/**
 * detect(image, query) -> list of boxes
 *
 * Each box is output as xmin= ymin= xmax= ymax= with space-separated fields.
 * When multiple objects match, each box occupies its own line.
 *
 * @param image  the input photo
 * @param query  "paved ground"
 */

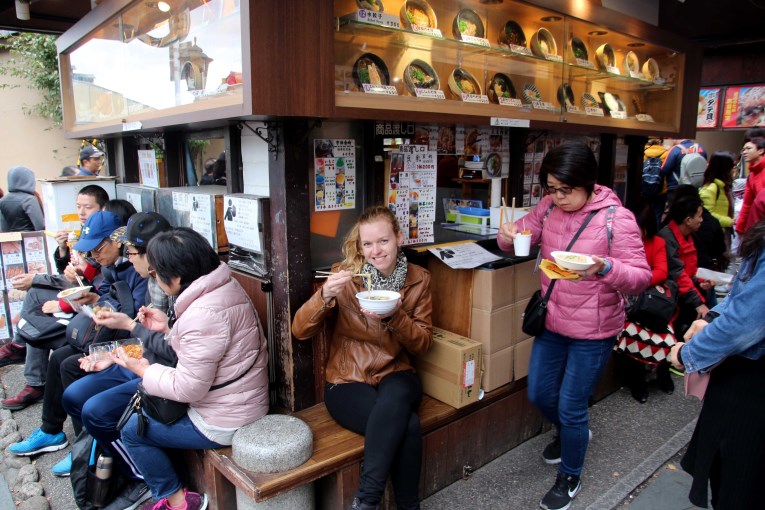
xmin=2 ymin=362 xmax=706 ymax=510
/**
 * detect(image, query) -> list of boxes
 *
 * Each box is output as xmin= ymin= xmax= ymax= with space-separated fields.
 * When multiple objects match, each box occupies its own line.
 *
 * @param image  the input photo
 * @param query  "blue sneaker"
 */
xmin=8 ymin=428 xmax=68 ymax=456
xmin=51 ymin=452 xmax=72 ymax=477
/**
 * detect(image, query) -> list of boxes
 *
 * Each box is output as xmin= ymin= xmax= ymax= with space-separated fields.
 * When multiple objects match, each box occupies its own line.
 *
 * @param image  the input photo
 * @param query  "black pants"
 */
xmin=40 ymin=344 xmax=88 ymax=436
xmin=324 ymin=371 xmax=422 ymax=508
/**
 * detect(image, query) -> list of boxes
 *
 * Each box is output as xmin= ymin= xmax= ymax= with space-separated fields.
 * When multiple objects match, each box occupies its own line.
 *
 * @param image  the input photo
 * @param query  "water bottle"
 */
xmin=95 ymin=454 xmax=112 ymax=480
xmin=88 ymin=454 xmax=113 ymax=506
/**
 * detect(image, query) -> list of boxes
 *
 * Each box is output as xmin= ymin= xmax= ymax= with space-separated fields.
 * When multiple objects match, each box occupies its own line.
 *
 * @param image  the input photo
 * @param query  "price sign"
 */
xmin=566 ymin=105 xmax=582 ymax=114
xmin=532 ymin=100 xmax=555 ymax=111
xmin=585 ymin=106 xmax=605 ymax=116
xmin=461 ymin=93 xmax=489 ymax=104
xmin=499 ymin=97 xmax=523 ymax=107
xmin=461 ymin=35 xmax=491 ymax=47
xmin=510 ymin=44 xmax=533 ymax=56
xmin=609 ymin=110 xmax=627 ymax=119
xmin=411 ymin=25 xmax=442 ymax=37
xmin=576 ymin=58 xmax=595 ymax=69
xmin=414 ymin=88 xmax=446 ymax=99
xmin=545 ymin=54 xmax=563 ymax=63
xmin=363 ymin=84 xmax=398 ymax=95
xmin=606 ymin=65 xmax=620 ymax=75
xmin=490 ymin=117 xmax=531 ymax=127
xmin=636 ymin=114 xmax=655 ymax=122
xmin=356 ymin=9 xmax=401 ymax=29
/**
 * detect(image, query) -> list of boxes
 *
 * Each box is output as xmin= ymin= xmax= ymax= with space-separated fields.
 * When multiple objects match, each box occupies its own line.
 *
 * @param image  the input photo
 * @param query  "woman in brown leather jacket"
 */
xmin=292 ymin=205 xmax=432 ymax=510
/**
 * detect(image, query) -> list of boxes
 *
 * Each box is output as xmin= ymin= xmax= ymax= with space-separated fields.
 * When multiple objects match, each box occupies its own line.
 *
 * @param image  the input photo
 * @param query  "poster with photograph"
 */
xmin=722 ymin=85 xmax=765 ymax=128
xmin=388 ymin=146 xmax=436 ymax=245
xmin=189 ymin=194 xmax=214 ymax=248
xmin=697 ymin=88 xmax=721 ymax=129
xmin=22 ymin=233 xmax=48 ymax=275
xmin=314 ymin=139 xmax=357 ymax=211
xmin=137 ymin=150 xmax=160 ymax=188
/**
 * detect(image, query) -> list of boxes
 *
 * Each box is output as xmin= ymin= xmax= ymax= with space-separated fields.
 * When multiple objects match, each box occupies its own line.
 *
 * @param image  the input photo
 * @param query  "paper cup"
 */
xmin=513 ymin=232 xmax=531 ymax=256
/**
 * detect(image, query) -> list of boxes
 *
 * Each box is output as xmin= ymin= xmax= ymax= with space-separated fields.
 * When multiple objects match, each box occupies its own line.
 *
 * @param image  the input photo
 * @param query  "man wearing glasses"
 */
xmin=77 ymin=145 xmax=105 ymax=177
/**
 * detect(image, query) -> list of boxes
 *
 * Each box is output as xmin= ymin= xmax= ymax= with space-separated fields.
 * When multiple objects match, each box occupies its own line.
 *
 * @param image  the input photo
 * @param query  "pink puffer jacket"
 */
xmin=499 ymin=186 xmax=650 ymax=339
xmin=142 ymin=263 xmax=269 ymax=435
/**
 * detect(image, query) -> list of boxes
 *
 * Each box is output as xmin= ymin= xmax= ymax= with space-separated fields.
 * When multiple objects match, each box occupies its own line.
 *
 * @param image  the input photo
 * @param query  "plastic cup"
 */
xmin=513 ymin=232 xmax=531 ymax=256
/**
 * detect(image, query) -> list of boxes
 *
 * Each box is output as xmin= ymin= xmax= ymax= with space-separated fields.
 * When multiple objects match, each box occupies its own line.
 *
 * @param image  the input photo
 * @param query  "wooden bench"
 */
xmin=186 ymin=379 xmax=547 ymax=510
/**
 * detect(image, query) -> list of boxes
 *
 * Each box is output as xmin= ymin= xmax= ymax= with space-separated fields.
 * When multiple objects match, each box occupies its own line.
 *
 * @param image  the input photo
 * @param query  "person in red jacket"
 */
xmin=616 ymin=203 xmax=677 ymax=403
xmin=735 ymin=137 xmax=765 ymax=234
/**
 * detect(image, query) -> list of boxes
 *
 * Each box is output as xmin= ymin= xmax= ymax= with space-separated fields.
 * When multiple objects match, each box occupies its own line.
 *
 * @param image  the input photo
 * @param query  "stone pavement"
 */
xmin=1 ymin=361 xmax=706 ymax=510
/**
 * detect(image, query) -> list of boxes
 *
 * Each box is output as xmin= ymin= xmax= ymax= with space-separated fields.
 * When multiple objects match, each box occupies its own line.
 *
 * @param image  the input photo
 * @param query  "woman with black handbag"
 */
xmin=113 ymin=228 xmax=269 ymax=510
xmin=615 ymin=203 xmax=678 ymax=403
xmin=497 ymin=142 xmax=651 ymax=510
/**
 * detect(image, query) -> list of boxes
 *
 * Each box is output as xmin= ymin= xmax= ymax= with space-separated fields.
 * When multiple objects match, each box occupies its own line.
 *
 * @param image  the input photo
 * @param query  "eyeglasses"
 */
xmin=91 ymin=239 xmax=110 ymax=254
xmin=543 ymin=184 xmax=575 ymax=196
xmin=125 ymin=250 xmax=142 ymax=259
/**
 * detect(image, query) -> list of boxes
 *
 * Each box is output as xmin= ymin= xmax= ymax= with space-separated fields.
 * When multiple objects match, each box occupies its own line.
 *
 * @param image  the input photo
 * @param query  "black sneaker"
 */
xmin=542 ymin=430 xmax=593 ymax=465
xmin=542 ymin=436 xmax=561 ymax=464
xmin=540 ymin=472 xmax=581 ymax=510
xmin=102 ymin=480 xmax=151 ymax=510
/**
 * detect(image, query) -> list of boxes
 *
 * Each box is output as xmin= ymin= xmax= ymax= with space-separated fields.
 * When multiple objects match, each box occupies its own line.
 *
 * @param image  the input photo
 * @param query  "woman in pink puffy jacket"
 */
xmin=498 ymin=142 xmax=651 ymax=510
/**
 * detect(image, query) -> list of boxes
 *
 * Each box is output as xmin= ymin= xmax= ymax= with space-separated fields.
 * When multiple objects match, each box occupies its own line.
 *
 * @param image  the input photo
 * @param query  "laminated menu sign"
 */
xmin=0 ymin=295 xmax=9 ymax=341
xmin=1 ymin=235 xmax=25 ymax=290
xmin=222 ymin=196 xmax=261 ymax=253
xmin=125 ymin=192 xmax=143 ymax=212
xmin=388 ymin=147 xmax=436 ymax=245
xmin=22 ymin=232 xmax=48 ymax=275
xmin=189 ymin=194 xmax=214 ymax=248
xmin=137 ymin=150 xmax=160 ymax=188
xmin=314 ymin=139 xmax=357 ymax=211
xmin=721 ymin=85 xmax=765 ymax=128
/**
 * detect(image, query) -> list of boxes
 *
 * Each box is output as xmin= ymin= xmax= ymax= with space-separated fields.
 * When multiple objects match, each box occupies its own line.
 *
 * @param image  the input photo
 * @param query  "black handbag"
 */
xmin=521 ymin=209 xmax=601 ymax=337
xmin=626 ymin=280 xmax=678 ymax=333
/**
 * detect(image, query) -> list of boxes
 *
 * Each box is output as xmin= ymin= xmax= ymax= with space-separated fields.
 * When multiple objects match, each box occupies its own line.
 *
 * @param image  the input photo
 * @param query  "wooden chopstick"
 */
xmin=129 ymin=303 xmax=154 ymax=324
xmin=500 ymin=197 xmax=507 ymax=226
xmin=510 ymin=197 xmax=516 ymax=225
xmin=315 ymin=272 xmax=371 ymax=279
xmin=69 ymin=263 xmax=85 ymax=287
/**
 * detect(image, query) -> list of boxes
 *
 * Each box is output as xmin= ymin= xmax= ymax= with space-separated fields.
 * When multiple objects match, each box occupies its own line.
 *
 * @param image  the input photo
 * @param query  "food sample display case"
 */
xmin=333 ymin=0 xmax=694 ymax=135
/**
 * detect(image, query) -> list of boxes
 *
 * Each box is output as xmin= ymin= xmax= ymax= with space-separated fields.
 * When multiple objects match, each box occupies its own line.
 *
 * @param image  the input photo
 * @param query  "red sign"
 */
xmin=722 ymin=85 xmax=765 ymax=128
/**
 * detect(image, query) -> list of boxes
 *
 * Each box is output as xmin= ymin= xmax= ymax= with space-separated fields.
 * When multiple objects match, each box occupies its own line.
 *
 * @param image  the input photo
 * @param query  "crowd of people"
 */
xmin=0 ymin=135 xmax=763 ymax=510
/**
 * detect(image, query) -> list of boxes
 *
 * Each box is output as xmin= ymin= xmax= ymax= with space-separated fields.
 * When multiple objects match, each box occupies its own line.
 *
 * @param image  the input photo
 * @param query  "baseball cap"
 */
xmin=80 ymin=145 xmax=104 ymax=161
xmin=74 ymin=211 xmax=122 ymax=252
xmin=111 ymin=212 xmax=171 ymax=247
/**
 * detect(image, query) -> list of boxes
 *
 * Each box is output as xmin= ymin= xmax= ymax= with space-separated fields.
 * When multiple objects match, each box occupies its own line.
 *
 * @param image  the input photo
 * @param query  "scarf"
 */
xmin=362 ymin=251 xmax=408 ymax=292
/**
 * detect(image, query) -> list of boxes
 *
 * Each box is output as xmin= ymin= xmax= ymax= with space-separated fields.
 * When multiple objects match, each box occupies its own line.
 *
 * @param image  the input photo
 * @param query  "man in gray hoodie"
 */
xmin=0 ymin=166 xmax=44 ymax=232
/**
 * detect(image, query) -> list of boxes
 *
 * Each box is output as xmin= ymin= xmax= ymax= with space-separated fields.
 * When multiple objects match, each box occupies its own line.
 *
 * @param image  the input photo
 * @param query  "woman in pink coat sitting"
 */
xmin=498 ymin=142 xmax=651 ymax=510
xmin=115 ymin=228 xmax=269 ymax=510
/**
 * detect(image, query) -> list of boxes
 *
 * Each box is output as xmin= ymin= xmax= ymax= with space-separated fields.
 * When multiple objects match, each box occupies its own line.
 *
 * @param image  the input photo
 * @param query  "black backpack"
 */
xmin=70 ymin=430 xmax=126 ymax=509
xmin=641 ymin=156 xmax=663 ymax=196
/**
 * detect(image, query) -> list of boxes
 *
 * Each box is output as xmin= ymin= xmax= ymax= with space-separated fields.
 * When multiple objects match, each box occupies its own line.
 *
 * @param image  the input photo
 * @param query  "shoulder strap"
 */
xmin=541 ymin=209 xmax=600 ymax=302
xmin=533 ymin=203 xmax=558 ymax=271
xmin=111 ymin=281 xmax=135 ymax=319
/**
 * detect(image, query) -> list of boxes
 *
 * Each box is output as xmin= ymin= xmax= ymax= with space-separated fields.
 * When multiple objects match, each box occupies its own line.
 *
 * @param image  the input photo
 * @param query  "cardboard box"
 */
xmin=415 ymin=328 xmax=482 ymax=409
xmin=514 ymin=337 xmax=535 ymax=380
xmin=472 ymin=265 xmax=515 ymax=311
xmin=514 ymin=260 xmax=541 ymax=301
xmin=470 ymin=305 xmax=514 ymax=354
xmin=481 ymin=344 xmax=514 ymax=392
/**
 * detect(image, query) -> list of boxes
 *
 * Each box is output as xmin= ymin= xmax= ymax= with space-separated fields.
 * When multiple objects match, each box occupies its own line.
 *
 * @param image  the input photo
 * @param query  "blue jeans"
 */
xmin=62 ymin=365 xmax=143 ymax=479
xmin=527 ymin=329 xmax=616 ymax=477
xmin=121 ymin=412 xmax=223 ymax=500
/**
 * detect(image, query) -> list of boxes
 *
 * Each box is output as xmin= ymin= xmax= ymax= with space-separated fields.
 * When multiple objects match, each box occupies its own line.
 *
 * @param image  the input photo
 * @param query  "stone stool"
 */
xmin=232 ymin=415 xmax=314 ymax=509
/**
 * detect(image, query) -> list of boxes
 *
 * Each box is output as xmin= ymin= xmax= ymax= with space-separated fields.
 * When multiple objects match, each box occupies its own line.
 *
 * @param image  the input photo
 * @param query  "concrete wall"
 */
xmin=0 ymin=50 xmax=80 ymax=195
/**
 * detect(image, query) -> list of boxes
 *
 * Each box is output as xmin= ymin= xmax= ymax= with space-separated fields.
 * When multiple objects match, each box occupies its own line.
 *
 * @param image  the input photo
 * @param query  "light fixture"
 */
xmin=540 ymin=15 xmax=562 ymax=22
xmin=146 ymin=1 xmax=171 ymax=12
xmin=627 ymin=42 xmax=645 ymax=47
xmin=15 ymin=0 xmax=30 ymax=21
xmin=588 ymin=30 xmax=608 ymax=36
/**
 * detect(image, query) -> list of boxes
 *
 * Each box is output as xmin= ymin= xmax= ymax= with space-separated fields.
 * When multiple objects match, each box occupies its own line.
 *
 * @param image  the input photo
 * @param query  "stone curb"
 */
xmin=0 ymin=382 xmax=51 ymax=510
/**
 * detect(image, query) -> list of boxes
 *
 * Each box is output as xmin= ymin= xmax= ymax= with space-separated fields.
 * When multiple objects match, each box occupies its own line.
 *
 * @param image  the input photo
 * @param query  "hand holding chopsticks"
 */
xmin=315 ymin=271 xmax=371 ymax=279
xmin=131 ymin=303 xmax=155 ymax=324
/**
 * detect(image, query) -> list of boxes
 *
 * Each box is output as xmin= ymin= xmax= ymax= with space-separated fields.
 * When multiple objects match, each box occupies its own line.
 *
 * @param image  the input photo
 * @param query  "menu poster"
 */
xmin=137 ymin=150 xmax=160 ymax=188
xmin=22 ymin=233 xmax=48 ymax=275
xmin=2 ymin=240 xmax=25 ymax=290
xmin=189 ymin=194 xmax=214 ymax=248
xmin=0 ymin=295 xmax=10 ymax=341
xmin=222 ymin=196 xmax=262 ymax=253
xmin=388 ymin=146 xmax=436 ymax=245
xmin=697 ymin=88 xmax=721 ymax=129
xmin=722 ymin=85 xmax=765 ymax=128
xmin=314 ymin=139 xmax=357 ymax=211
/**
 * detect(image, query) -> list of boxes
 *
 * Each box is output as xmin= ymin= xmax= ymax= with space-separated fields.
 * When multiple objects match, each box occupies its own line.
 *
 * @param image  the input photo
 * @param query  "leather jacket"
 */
xmin=292 ymin=263 xmax=432 ymax=386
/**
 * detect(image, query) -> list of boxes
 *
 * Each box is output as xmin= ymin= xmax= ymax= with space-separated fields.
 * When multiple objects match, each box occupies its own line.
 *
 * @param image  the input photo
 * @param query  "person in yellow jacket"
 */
xmin=699 ymin=151 xmax=736 ymax=230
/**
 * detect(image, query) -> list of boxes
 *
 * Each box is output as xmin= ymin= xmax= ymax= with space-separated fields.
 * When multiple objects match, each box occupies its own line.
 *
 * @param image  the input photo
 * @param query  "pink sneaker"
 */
xmin=141 ymin=491 xmax=208 ymax=510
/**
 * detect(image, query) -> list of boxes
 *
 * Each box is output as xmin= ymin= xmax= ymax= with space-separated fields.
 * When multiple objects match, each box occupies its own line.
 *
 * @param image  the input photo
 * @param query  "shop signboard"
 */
xmin=721 ymin=84 xmax=765 ymax=128
xmin=697 ymin=88 xmax=721 ymax=129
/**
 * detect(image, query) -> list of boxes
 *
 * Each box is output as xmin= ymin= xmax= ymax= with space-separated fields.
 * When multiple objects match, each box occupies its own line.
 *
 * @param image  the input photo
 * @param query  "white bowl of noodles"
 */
xmin=356 ymin=290 xmax=401 ymax=314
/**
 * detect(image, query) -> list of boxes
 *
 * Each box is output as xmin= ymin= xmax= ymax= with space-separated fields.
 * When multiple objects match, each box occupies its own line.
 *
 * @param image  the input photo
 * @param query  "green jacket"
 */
xmin=699 ymin=178 xmax=733 ymax=228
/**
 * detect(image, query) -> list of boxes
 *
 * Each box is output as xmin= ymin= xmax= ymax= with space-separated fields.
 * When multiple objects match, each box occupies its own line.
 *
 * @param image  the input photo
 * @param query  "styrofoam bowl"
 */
xmin=551 ymin=251 xmax=595 ymax=271
xmin=57 ymin=285 xmax=92 ymax=301
xmin=356 ymin=290 xmax=401 ymax=314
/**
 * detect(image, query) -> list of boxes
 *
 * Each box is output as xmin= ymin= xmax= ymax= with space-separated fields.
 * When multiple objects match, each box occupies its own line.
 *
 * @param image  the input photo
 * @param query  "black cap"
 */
xmin=111 ymin=212 xmax=171 ymax=247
